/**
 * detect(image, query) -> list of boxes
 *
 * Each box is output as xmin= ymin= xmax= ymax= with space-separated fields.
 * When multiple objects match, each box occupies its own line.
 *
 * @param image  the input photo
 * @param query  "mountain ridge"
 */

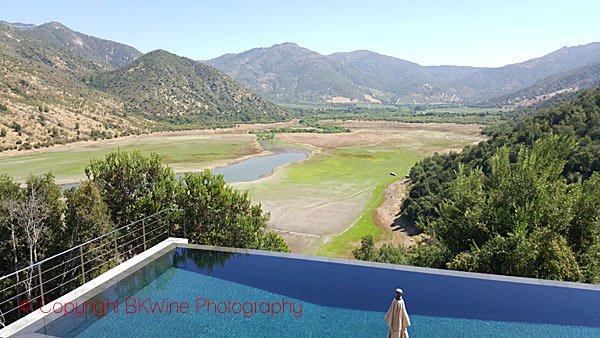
xmin=16 ymin=21 xmax=143 ymax=67
xmin=206 ymin=42 xmax=600 ymax=104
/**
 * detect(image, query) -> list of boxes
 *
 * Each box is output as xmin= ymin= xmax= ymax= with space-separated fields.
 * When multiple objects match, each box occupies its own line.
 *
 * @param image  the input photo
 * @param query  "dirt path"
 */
xmin=372 ymin=177 xmax=421 ymax=247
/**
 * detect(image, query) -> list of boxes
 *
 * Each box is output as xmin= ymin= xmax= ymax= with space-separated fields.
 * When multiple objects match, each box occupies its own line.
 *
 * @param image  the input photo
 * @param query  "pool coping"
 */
xmin=0 ymin=238 xmax=188 ymax=338
xmin=3 ymin=237 xmax=599 ymax=337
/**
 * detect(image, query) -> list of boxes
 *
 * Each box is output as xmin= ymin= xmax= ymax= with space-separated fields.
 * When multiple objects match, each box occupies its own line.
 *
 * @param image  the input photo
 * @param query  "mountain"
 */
xmin=329 ymin=50 xmax=477 ymax=103
xmin=87 ymin=49 xmax=286 ymax=124
xmin=0 ymin=22 xmax=287 ymax=151
xmin=0 ymin=22 xmax=146 ymax=151
xmin=457 ymin=42 xmax=600 ymax=100
xmin=204 ymin=43 xmax=386 ymax=103
xmin=207 ymin=42 xmax=600 ymax=104
xmin=0 ymin=21 xmax=36 ymax=28
xmin=480 ymin=62 xmax=600 ymax=108
xmin=17 ymin=22 xmax=142 ymax=67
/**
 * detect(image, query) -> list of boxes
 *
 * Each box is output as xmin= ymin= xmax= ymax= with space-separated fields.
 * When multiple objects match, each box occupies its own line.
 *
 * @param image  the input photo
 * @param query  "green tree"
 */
xmin=0 ymin=175 xmax=23 ymax=276
xmin=435 ymin=136 xmax=584 ymax=281
xmin=85 ymin=150 xmax=175 ymax=226
xmin=63 ymin=181 xmax=113 ymax=247
xmin=24 ymin=173 xmax=65 ymax=258
xmin=175 ymin=171 xmax=288 ymax=252
xmin=353 ymin=234 xmax=377 ymax=261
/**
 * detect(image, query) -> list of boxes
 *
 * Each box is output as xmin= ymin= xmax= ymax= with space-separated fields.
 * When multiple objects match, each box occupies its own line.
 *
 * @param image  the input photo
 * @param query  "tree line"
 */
xmin=355 ymin=85 xmax=600 ymax=283
xmin=0 ymin=150 xmax=288 ymax=324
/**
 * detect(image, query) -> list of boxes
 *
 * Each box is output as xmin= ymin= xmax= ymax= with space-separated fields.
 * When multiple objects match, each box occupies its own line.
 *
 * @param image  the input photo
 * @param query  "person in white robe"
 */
xmin=384 ymin=288 xmax=410 ymax=338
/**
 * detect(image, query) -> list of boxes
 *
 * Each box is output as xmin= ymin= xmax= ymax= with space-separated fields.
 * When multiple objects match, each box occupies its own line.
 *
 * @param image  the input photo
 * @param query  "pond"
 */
xmin=209 ymin=151 xmax=307 ymax=183
xmin=59 ymin=152 xmax=307 ymax=191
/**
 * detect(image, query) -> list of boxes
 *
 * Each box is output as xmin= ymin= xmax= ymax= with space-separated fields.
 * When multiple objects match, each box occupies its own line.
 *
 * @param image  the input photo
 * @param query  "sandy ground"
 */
xmin=372 ymin=177 xmax=421 ymax=247
xmin=261 ymin=185 xmax=374 ymax=252
xmin=277 ymin=121 xmax=485 ymax=155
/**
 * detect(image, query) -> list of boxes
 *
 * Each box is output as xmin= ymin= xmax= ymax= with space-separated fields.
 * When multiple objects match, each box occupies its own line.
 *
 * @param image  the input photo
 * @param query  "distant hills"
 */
xmin=205 ymin=42 xmax=600 ymax=105
xmin=0 ymin=22 xmax=287 ymax=151
xmin=2 ymin=19 xmax=600 ymax=151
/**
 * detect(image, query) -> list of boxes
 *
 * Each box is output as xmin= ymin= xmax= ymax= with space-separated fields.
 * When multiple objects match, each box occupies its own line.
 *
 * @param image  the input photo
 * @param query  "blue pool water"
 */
xmin=36 ymin=248 xmax=600 ymax=337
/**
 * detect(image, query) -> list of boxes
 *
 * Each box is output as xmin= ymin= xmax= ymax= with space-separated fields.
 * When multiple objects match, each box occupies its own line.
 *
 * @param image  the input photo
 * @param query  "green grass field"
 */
xmin=0 ymin=134 xmax=260 ymax=184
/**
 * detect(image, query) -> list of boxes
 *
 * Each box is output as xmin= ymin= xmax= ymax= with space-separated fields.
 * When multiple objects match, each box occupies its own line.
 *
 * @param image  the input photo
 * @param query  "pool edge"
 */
xmin=0 ymin=238 xmax=188 ymax=338
xmin=179 ymin=243 xmax=600 ymax=291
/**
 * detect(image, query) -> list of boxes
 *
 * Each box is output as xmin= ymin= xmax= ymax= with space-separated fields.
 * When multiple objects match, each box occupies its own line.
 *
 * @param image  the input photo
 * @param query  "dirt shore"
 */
xmin=372 ymin=177 xmax=421 ymax=247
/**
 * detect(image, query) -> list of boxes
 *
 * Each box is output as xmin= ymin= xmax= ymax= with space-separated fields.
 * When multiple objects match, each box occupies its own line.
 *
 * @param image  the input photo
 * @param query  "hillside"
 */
xmin=457 ymin=42 xmax=600 ymax=100
xmin=0 ymin=23 xmax=147 ymax=151
xmin=88 ymin=49 xmax=287 ymax=125
xmin=480 ymin=62 xmax=600 ymax=108
xmin=18 ymin=22 xmax=142 ymax=67
xmin=329 ymin=50 xmax=476 ymax=103
xmin=0 ymin=22 xmax=288 ymax=151
xmin=207 ymin=42 xmax=600 ymax=104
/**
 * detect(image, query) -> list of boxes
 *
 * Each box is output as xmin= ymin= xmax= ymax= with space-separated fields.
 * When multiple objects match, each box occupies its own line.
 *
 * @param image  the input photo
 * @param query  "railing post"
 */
xmin=114 ymin=232 xmax=118 ymax=265
xmin=167 ymin=214 xmax=170 ymax=238
xmin=142 ymin=219 xmax=147 ymax=251
xmin=183 ymin=212 xmax=186 ymax=238
xmin=37 ymin=264 xmax=44 ymax=307
xmin=79 ymin=246 xmax=86 ymax=284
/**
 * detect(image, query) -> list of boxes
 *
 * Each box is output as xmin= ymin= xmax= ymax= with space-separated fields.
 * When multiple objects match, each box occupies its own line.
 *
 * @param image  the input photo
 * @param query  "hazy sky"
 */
xmin=2 ymin=0 xmax=599 ymax=67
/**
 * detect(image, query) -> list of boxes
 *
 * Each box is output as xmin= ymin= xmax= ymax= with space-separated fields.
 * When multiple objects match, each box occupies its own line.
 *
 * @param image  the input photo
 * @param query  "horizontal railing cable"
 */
xmin=0 ymin=208 xmax=182 ymax=282
xmin=0 ymin=208 xmax=183 ymax=328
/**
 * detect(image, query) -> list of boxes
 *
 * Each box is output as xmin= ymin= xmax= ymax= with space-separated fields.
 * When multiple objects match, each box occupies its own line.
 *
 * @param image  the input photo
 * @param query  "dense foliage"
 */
xmin=249 ymin=117 xmax=351 ymax=140
xmin=356 ymin=86 xmax=600 ymax=283
xmin=87 ymin=50 xmax=287 ymax=126
xmin=287 ymin=104 xmax=510 ymax=125
xmin=0 ymin=150 xmax=288 ymax=280
xmin=0 ymin=150 xmax=288 ymax=326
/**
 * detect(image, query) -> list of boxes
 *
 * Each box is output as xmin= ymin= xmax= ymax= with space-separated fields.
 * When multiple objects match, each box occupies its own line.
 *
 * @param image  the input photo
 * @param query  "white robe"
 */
xmin=384 ymin=297 xmax=410 ymax=338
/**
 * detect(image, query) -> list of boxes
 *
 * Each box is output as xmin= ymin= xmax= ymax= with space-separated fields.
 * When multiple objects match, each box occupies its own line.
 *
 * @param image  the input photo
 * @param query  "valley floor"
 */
xmin=0 ymin=120 xmax=486 ymax=257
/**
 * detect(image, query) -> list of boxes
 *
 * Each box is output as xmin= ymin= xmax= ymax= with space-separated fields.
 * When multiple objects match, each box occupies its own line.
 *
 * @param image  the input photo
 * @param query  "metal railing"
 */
xmin=0 ymin=208 xmax=183 ymax=327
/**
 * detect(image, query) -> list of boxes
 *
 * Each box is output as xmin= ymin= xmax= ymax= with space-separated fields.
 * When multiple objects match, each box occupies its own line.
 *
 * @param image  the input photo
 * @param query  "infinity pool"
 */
xmin=29 ymin=246 xmax=600 ymax=337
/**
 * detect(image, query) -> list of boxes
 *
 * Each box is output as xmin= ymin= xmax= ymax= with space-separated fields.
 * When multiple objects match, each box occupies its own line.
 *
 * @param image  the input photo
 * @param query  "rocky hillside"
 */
xmin=17 ymin=22 xmax=142 ymax=67
xmin=480 ymin=62 xmax=600 ymax=108
xmin=0 ymin=23 xmax=146 ymax=151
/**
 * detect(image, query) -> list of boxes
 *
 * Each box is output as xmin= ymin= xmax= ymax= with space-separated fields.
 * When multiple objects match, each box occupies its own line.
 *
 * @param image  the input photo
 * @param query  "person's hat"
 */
xmin=395 ymin=288 xmax=403 ymax=294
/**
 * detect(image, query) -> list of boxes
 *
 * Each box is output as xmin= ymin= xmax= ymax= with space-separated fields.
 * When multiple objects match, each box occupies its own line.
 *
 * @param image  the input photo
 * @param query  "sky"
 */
xmin=1 ymin=0 xmax=599 ymax=67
